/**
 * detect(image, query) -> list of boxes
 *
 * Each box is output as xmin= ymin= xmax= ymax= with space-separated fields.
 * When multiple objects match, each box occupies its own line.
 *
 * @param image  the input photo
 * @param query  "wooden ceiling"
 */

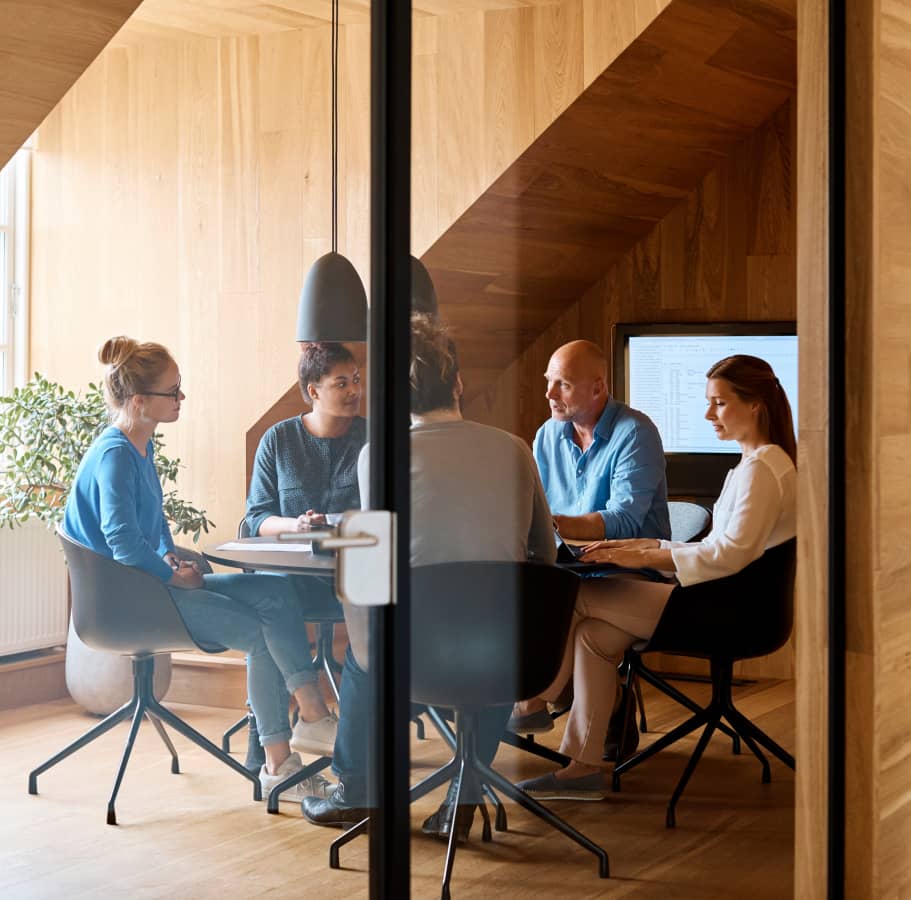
xmin=111 ymin=0 xmax=550 ymax=41
xmin=0 ymin=0 xmax=144 ymax=167
xmin=423 ymin=0 xmax=797 ymax=396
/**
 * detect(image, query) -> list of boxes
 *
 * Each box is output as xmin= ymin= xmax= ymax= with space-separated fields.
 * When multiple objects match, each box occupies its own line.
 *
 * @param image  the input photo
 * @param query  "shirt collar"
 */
xmin=559 ymin=396 xmax=618 ymax=443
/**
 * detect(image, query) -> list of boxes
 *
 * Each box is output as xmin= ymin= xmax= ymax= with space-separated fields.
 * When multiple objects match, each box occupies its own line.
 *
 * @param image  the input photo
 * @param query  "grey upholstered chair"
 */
xmin=29 ymin=530 xmax=261 ymax=825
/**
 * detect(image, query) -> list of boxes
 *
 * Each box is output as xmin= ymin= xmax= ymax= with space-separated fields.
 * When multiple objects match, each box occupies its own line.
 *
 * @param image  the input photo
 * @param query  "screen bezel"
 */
xmin=611 ymin=321 xmax=797 ymax=500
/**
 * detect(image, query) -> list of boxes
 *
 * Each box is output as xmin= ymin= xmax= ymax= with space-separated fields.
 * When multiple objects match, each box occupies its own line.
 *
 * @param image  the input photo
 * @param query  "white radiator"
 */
xmin=0 ymin=519 xmax=68 ymax=656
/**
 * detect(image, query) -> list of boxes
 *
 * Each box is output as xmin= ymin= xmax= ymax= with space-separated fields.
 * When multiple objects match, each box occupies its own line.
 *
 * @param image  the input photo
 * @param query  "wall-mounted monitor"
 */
xmin=612 ymin=322 xmax=797 ymax=500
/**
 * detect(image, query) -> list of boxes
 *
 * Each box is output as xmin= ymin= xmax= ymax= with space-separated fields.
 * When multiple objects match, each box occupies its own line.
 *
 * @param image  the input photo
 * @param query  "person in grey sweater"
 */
xmin=301 ymin=314 xmax=556 ymax=842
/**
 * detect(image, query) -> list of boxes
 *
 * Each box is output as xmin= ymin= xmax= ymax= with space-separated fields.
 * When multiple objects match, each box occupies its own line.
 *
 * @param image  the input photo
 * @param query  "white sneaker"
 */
xmin=290 ymin=712 xmax=339 ymax=756
xmin=259 ymin=752 xmax=336 ymax=804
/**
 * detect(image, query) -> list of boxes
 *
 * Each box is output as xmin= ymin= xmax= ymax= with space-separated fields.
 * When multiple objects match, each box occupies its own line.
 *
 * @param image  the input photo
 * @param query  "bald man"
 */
xmin=534 ymin=340 xmax=670 ymax=542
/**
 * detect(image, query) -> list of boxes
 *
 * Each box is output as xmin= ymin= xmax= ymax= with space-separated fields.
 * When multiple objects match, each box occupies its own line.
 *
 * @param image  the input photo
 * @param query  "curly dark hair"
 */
xmin=298 ymin=342 xmax=356 ymax=406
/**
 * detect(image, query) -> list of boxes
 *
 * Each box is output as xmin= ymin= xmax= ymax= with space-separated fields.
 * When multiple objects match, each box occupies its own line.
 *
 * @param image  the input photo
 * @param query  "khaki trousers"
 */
xmin=541 ymin=574 xmax=675 ymax=766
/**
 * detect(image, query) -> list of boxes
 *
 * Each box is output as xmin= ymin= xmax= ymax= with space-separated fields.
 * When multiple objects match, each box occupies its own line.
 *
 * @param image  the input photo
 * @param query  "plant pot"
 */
xmin=64 ymin=618 xmax=172 ymax=716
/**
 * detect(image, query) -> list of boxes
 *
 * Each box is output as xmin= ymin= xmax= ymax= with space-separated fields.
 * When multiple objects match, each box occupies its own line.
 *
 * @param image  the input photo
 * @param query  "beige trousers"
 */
xmin=541 ymin=574 xmax=675 ymax=766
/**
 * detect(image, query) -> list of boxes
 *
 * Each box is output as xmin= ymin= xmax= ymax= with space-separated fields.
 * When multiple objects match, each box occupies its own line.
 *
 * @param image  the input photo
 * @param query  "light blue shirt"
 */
xmin=63 ymin=426 xmax=176 ymax=581
xmin=533 ymin=397 xmax=670 ymax=540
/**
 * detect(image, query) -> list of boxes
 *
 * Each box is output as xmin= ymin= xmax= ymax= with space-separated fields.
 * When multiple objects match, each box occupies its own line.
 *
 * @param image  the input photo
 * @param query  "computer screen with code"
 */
xmin=612 ymin=323 xmax=797 ymax=498
xmin=627 ymin=333 xmax=798 ymax=454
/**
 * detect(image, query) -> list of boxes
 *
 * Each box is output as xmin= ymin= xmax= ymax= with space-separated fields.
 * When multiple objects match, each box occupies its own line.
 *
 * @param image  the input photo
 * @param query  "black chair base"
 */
xmin=29 ymin=655 xmax=261 ymax=825
xmin=613 ymin=658 xmax=795 ymax=827
xmin=423 ymin=705 xmax=507 ymax=832
xmin=620 ymin=651 xmax=743 ymax=757
xmin=329 ymin=710 xmax=608 ymax=898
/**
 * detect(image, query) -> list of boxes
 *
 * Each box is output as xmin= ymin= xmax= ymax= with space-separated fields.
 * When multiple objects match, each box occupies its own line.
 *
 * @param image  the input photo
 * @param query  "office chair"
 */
xmin=613 ymin=538 xmax=797 ymax=827
xmin=329 ymin=561 xmax=609 ymax=899
xmin=29 ymin=531 xmax=261 ymax=825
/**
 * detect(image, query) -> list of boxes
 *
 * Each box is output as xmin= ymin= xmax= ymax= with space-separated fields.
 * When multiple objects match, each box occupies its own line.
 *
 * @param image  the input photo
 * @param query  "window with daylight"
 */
xmin=0 ymin=146 xmax=30 ymax=396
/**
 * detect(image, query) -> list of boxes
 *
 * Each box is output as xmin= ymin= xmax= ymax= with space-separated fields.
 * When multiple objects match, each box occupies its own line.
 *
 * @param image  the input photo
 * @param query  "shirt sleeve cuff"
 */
xmin=153 ymin=556 xmax=176 ymax=582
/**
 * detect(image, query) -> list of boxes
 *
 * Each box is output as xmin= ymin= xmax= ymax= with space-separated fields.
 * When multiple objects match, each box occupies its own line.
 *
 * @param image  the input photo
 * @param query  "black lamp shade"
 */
xmin=297 ymin=251 xmax=368 ymax=342
xmin=411 ymin=256 xmax=438 ymax=315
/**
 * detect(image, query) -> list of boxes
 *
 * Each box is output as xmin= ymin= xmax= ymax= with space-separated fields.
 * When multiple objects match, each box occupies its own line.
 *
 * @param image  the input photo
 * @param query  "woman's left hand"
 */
xmin=580 ymin=537 xmax=658 ymax=554
xmin=579 ymin=546 xmax=650 ymax=568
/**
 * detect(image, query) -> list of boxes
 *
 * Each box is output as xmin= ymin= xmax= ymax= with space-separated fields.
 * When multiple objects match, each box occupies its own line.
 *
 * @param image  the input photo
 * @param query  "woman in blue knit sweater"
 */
xmin=64 ymin=336 xmax=334 ymax=803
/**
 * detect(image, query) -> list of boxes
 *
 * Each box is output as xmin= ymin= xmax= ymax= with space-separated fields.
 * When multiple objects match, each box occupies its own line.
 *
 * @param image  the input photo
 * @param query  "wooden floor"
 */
xmin=2 ymin=678 xmax=794 ymax=899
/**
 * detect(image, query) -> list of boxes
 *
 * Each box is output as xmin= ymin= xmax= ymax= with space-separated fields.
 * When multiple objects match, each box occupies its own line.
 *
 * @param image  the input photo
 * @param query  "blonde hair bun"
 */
xmin=98 ymin=336 xmax=139 ymax=369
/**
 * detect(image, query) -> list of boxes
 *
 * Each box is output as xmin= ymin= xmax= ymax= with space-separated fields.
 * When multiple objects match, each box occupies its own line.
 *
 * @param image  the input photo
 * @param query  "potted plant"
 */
xmin=0 ymin=374 xmax=214 ymax=713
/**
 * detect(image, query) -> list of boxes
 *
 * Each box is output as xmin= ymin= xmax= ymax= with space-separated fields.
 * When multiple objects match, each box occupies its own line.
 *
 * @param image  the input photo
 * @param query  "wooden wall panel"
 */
xmin=796 ymin=0 xmax=911 ymax=895
xmin=426 ymin=0 xmax=797 ymax=400
xmin=29 ymin=0 xmax=671 ymax=549
xmin=793 ymin=0 xmax=828 ymax=894
xmin=465 ymin=99 xmax=795 ymax=441
xmin=865 ymin=0 xmax=911 ymax=893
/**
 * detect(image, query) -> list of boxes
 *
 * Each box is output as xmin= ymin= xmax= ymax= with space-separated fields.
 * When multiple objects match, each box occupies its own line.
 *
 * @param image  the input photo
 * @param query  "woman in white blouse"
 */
xmin=516 ymin=354 xmax=797 ymax=800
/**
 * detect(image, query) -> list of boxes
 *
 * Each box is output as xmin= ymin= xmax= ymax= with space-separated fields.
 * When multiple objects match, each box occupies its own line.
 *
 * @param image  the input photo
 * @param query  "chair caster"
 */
xmin=253 ymin=782 xmax=262 ymax=802
xmin=28 ymin=774 xmax=38 ymax=795
xmin=329 ymin=846 xmax=340 ymax=869
xmin=761 ymin=766 xmax=771 ymax=784
xmin=732 ymin=735 xmax=741 ymax=755
xmin=665 ymin=807 xmax=676 ymax=829
xmin=171 ymin=759 xmax=180 ymax=774
xmin=494 ymin=804 xmax=508 ymax=832
xmin=107 ymin=807 xmax=117 ymax=826
xmin=611 ymin=773 xmax=621 ymax=793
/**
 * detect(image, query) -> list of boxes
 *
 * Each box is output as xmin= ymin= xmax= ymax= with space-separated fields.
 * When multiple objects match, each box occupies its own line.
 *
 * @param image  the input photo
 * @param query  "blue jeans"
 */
xmin=332 ymin=646 xmax=510 ymax=804
xmin=240 ymin=573 xmax=340 ymax=738
xmin=170 ymin=572 xmax=316 ymax=746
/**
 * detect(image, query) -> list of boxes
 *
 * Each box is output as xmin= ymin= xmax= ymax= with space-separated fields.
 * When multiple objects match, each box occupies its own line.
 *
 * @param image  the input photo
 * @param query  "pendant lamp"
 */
xmin=296 ymin=0 xmax=368 ymax=343
xmin=410 ymin=256 xmax=438 ymax=315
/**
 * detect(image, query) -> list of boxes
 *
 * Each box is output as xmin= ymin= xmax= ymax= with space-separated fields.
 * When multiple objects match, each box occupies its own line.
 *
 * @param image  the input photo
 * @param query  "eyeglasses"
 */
xmin=141 ymin=379 xmax=182 ymax=401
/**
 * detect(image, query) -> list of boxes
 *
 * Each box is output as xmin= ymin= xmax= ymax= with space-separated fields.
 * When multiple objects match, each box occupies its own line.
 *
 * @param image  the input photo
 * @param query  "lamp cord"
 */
xmin=331 ymin=0 xmax=339 ymax=254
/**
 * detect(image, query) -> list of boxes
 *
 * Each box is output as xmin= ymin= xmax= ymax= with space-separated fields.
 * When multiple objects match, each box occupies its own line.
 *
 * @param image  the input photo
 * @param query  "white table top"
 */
xmin=203 ymin=536 xmax=336 ymax=574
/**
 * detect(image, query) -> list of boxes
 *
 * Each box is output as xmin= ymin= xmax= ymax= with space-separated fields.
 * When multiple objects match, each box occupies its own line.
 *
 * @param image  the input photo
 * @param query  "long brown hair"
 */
xmin=706 ymin=354 xmax=797 ymax=464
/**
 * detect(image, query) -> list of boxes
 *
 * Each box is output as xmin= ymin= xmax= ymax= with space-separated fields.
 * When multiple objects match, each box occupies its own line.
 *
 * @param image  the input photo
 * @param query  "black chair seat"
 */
xmin=613 ymin=538 xmax=797 ymax=827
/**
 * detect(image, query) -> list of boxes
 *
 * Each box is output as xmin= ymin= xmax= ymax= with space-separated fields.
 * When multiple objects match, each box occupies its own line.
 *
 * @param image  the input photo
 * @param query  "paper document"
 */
xmin=216 ymin=541 xmax=313 ymax=553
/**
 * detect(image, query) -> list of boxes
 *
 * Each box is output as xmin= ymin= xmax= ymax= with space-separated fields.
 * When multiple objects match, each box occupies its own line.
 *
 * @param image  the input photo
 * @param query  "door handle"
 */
xmin=280 ymin=510 xmax=395 ymax=607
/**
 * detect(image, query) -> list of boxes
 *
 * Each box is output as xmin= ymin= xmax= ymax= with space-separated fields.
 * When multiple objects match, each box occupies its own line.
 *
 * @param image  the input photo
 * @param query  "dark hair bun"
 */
xmin=98 ymin=336 xmax=138 ymax=368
